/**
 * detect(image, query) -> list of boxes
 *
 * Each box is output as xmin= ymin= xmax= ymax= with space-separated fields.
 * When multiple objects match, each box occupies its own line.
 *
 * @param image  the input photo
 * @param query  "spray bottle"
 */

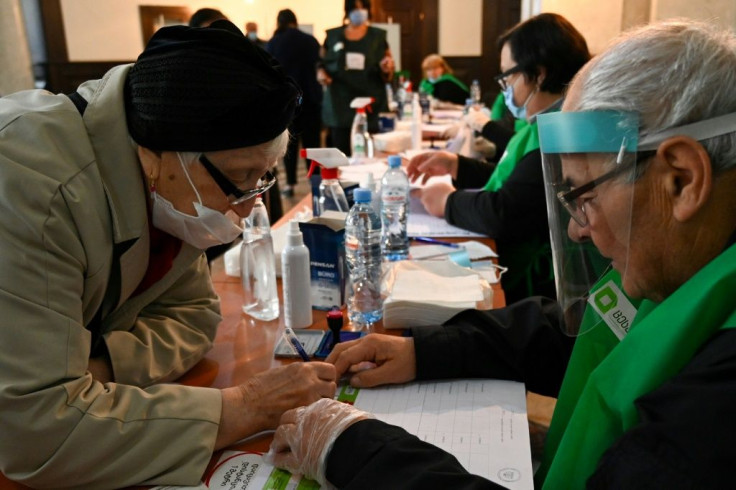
xmin=349 ymin=97 xmax=375 ymax=159
xmin=302 ymin=148 xmax=350 ymax=216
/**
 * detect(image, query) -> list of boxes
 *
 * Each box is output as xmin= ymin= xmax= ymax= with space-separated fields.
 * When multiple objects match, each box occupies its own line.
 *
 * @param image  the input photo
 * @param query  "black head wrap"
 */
xmin=125 ymin=20 xmax=301 ymax=151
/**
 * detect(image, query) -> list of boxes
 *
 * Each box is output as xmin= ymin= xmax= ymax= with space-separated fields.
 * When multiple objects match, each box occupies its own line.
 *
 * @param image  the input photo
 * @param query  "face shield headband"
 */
xmin=537 ymin=110 xmax=736 ymax=336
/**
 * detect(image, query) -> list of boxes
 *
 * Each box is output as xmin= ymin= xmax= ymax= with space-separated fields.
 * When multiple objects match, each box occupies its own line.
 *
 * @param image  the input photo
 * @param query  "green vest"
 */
xmin=482 ymin=120 xmax=539 ymax=192
xmin=419 ymin=73 xmax=469 ymax=97
xmin=537 ymin=243 xmax=736 ymax=488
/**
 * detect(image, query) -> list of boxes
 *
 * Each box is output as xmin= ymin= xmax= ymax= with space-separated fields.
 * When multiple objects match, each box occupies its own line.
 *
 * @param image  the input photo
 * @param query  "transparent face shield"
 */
xmin=538 ymin=111 xmax=642 ymax=335
xmin=538 ymin=110 xmax=736 ymax=336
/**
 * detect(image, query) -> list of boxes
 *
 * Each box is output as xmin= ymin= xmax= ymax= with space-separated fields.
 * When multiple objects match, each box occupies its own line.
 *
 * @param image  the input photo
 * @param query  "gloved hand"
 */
xmin=463 ymin=108 xmax=491 ymax=133
xmin=472 ymin=135 xmax=496 ymax=159
xmin=264 ymin=398 xmax=374 ymax=487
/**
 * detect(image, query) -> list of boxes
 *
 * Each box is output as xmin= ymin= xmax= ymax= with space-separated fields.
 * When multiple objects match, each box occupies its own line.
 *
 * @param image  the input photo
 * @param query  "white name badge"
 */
xmin=346 ymin=52 xmax=366 ymax=70
xmin=587 ymin=280 xmax=638 ymax=340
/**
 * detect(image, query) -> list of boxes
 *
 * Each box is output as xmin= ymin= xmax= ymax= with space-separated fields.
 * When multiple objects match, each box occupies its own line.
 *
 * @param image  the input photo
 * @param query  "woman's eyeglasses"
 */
xmin=199 ymin=155 xmax=277 ymax=206
xmin=494 ymin=66 xmax=522 ymax=91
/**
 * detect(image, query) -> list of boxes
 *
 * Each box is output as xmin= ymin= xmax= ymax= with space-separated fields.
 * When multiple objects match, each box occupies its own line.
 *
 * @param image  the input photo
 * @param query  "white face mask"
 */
xmin=150 ymin=153 xmax=243 ymax=249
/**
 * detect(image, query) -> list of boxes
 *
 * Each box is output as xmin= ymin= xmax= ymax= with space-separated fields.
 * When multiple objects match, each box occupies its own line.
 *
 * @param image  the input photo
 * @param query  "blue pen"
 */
xmin=283 ymin=327 xmax=311 ymax=362
xmin=412 ymin=236 xmax=461 ymax=248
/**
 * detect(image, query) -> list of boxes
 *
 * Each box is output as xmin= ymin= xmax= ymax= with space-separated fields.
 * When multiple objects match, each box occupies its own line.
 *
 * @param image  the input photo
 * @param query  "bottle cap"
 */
xmin=359 ymin=172 xmax=375 ymax=189
xmin=353 ymin=187 xmax=372 ymax=203
xmin=287 ymin=219 xmax=301 ymax=235
xmin=387 ymin=155 xmax=402 ymax=168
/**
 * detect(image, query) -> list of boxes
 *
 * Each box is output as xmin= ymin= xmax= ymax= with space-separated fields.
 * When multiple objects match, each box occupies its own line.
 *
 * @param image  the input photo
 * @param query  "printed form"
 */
xmin=339 ymin=379 xmax=533 ymax=490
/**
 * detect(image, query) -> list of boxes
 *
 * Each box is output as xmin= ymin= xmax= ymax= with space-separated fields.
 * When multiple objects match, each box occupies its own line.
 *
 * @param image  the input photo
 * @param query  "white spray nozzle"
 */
xmin=302 ymin=148 xmax=350 ymax=177
xmin=350 ymin=97 xmax=375 ymax=109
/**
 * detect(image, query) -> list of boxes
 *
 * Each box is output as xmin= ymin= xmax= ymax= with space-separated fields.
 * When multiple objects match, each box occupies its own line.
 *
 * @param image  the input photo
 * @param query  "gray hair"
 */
xmin=180 ymin=129 xmax=290 ymax=168
xmin=574 ymin=20 xmax=736 ymax=173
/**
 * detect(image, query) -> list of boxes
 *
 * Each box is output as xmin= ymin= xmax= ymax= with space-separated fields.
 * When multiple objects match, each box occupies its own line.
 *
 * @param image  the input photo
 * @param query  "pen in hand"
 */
xmin=283 ymin=327 xmax=311 ymax=362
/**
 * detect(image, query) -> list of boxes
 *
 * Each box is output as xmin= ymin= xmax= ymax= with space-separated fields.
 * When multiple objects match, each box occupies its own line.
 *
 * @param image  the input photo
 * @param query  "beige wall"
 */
xmin=1 ymin=0 xmax=34 ymax=93
xmin=49 ymin=0 xmax=736 ymax=64
xmin=540 ymin=0 xmax=736 ymax=55
xmin=60 ymin=0 xmax=344 ymax=62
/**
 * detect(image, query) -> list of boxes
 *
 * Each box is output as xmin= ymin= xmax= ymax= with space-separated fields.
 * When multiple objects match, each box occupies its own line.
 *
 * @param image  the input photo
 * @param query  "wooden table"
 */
xmin=0 ymin=196 xmax=506 ymax=488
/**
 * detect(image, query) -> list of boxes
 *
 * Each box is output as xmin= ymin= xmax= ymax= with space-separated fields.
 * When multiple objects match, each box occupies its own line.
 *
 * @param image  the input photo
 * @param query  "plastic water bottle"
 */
xmin=350 ymin=107 xmax=369 ymax=158
xmin=380 ymin=155 xmax=410 ymax=261
xmin=240 ymin=196 xmax=279 ymax=321
xmin=345 ymin=188 xmax=383 ymax=329
xmin=282 ymin=220 xmax=312 ymax=329
xmin=470 ymin=79 xmax=482 ymax=105
xmin=411 ymin=92 xmax=422 ymax=150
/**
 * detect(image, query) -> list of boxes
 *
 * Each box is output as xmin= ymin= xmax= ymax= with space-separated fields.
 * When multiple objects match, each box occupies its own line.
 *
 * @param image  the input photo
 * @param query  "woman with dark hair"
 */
xmin=317 ymin=0 xmax=395 ymax=155
xmin=407 ymin=13 xmax=591 ymax=303
xmin=266 ymin=9 xmax=323 ymax=197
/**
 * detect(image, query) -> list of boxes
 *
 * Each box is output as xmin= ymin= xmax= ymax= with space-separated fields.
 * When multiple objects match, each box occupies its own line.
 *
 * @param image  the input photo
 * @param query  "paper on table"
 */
xmin=338 ymin=161 xmax=388 ymax=182
xmin=390 ymin=270 xmax=483 ymax=302
xmin=341 ymin=379 xmax=533 ymax=490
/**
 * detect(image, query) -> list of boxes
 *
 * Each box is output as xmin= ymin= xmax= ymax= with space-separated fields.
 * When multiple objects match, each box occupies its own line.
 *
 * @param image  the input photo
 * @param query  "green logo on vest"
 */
xmin=588 ymin=280 xmax=638 ymax=341
xmin=594 ymin=286 xmax=618 ymax=313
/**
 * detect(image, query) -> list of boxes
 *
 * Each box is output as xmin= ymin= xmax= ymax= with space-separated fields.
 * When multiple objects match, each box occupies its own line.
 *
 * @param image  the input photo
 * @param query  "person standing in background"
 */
xmin=267 ymin=9 xmax=323 ymax=198
xmin=245 ymin=21 xmax=268 ymax=50
xmin=317 ymin=0 xmax=394 ymax=155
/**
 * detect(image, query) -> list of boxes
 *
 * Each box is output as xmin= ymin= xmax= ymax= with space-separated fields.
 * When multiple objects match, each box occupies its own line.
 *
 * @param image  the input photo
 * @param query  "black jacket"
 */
xmin=326 ymin=298 xmax=736 ymax=489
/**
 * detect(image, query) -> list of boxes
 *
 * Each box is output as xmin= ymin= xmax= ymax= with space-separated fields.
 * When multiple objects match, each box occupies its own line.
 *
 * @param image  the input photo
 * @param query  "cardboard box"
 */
xmin=299 ymin=211 xmax=348 ymax=310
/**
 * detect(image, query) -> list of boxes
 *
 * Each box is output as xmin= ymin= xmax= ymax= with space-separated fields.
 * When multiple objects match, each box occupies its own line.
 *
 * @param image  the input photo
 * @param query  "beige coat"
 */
xmin=0 ymin=65 xmax=224 ymax=488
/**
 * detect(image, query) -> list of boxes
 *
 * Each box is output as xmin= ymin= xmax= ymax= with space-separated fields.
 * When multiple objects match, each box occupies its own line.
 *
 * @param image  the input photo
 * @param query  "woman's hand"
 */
xmin=416 ymin=181 xmax=456 ymax=217
xmin=406 ymin=151 xmax=460 ymax=185
xmin=316 ymin=67 xmax=332 ymax=86
xmin=216 ymin=362 xmax=336 ymax=449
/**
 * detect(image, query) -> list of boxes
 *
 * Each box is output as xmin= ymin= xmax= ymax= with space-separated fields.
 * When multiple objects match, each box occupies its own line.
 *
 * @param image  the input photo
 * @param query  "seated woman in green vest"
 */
xmin=265 ymin=19 xmax=736 ymax=489
xmin=408 ymin=13 xmax=590 ymax=302
xmin=419 ymin=54 xmax=470 ymax=106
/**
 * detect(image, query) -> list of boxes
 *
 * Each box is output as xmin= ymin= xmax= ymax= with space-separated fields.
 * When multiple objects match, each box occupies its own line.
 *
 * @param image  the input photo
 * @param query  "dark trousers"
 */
xmin=284 ymin=111 xmax=322 ymax=185
xmin=327 ymin=126 xmax=352 ymax=156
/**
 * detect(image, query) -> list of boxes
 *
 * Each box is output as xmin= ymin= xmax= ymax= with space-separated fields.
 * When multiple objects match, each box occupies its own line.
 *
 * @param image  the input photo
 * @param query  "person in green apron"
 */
xmin=407 ymin=14 xmax=591 ymax=303
xmin=419 ymin=54 xmax=470 ymax=106
xmin=264 ymin=20 xmax=736 ymax=489
xmin=317 ymin=0 xmax=394 ymax=155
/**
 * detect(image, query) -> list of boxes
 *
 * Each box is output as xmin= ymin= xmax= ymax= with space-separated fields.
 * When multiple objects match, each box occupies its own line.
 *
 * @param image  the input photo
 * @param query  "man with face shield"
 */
xmin=262 ymin=20 xmax=736 ymax=489
xmin=0 ymin=21 xmax=336 ymax=488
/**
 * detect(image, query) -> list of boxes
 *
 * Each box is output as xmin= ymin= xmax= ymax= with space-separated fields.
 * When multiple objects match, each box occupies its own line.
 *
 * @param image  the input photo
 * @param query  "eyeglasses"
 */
xmin=557 ymin=147 xmax=656 ymax=227
xmin=199 ymin=155 xmax=277 ymax=206
xmin=494 ymin=66 xmax=522 ymax=91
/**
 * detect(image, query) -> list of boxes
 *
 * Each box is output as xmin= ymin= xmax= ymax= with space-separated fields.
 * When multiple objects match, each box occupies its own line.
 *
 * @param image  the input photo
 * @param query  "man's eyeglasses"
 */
xmin=494 ymin=66 xmax=522 ymax=91
xmin=557 ymin=145 xmax=656 ymax=227
xmin=199 ymin=155 xmax=277 ymax=206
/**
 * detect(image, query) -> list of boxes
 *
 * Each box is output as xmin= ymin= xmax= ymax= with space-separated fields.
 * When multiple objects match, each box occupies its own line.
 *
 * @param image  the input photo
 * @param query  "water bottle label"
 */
xmin=345 ymin=235 xmax=360 ymax=251
xmin=382 ymin=194 xmax=406 ymax=204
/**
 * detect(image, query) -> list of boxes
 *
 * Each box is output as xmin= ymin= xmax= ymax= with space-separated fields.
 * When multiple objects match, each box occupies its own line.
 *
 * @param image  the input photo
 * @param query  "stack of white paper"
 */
xmin=382 ymin=260 xmax=494 ymax=328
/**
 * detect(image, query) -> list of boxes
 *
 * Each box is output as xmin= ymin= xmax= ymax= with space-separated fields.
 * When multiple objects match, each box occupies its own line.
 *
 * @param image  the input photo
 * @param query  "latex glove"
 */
xmin=265 ymin=398 xmax=374 ymax=487
xmin=463 ymin=108 xmax=491 ymax=133
xmin=472 ymin=135 xmax=497 ymax=159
